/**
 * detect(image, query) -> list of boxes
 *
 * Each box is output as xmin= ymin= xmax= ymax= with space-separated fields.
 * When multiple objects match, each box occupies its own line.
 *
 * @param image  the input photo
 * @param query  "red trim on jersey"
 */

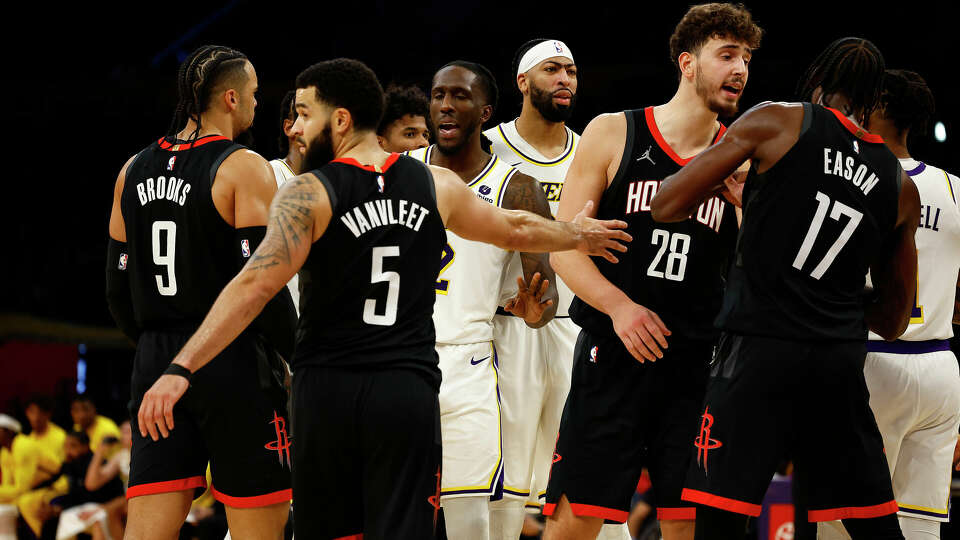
xmin=807 ymin=500 xmax=898 ymax=522
xmin=681 ymin=488 xmax=762 ymax=516
xmin=332 ymin=535 xmax=363 ymax=540
xmin=825 ymin=108 xmax=884 ymax=143
xmin=645 ymin=107 xmax=726 ymax=166
xmin=211 ymin=486 xmax=292 ymax=508
xmin=657 ymin=507 xmax=696 ymax=520
xmin=157 ymin=135 xmax=230 ymax=151
xmin=126 ymin=475 xmax=206 ymax=499
xmin=332 ymin=153 xmax=401 ymax=173
xmin=542 ymin=502 xmax=629 ymax=522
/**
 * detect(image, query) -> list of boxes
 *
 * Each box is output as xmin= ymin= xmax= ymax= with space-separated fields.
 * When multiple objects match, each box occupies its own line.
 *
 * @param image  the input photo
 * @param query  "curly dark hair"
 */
xmin=378 ymin=85 xmax=431 ymax=135
xmin=295 ymin=58 xmax=385 ymax=132
xmin=796 ymin=37 xmax=885 ymax=125
xmin=878 ymin=69 xmax=935 ymax=137
xmin=669 ymin=3 xmax=763 ymax=72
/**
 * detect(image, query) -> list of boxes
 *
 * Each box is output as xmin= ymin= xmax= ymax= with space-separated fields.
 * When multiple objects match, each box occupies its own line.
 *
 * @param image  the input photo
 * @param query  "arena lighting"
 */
xmin=77 ymin=344 xmax=88 ymax=395
xmin=934 ymin=121 xmax=946 ymax=143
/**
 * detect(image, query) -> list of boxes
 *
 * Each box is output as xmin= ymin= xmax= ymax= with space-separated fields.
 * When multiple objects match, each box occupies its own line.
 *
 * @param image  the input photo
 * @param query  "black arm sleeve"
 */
xmin=105 ymin=238 xmax=140 ymax=343
xmin=236 ymin=226 xmax=298 ymax=361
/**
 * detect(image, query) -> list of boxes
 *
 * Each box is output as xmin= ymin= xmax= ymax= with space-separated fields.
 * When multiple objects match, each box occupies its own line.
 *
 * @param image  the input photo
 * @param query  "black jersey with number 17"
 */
xmin=120 ymin=135 xmax=246 ymax=331
xmin=569 ymin=107 xmax=739 ymax=342
xmin=717 ymin=103 xmax=902 ymax=341
xmin=294 ymin=154 xmax=446 ymax=384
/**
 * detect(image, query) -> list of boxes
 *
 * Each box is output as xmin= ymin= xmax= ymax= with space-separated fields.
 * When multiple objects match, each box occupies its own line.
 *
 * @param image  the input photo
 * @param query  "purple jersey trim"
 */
xmin=905 ymin=162 xmax=926 ymax=176
xmin=866 ymin=339 xmax=950 ymax=354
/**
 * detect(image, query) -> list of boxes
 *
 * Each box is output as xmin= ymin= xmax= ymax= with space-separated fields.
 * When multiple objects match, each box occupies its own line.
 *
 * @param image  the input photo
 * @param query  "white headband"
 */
xmin=0 ymin=414 xmax=21 ymax=434
xmin=517 ymin=40 xmax=575 ymax=76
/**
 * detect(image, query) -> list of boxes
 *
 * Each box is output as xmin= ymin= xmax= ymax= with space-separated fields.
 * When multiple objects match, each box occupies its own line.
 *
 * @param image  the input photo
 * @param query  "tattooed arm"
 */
xmin=501 ymin=172 xmax=558 ymax=328
xmin=136 ymin=172 xmax=331 ymax=441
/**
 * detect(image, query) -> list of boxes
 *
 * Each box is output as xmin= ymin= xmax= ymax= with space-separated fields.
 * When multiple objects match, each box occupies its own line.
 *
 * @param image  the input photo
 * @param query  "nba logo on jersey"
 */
xmin=589 ymin=346 xmax=598 ymax=363
xmin=241 ymin=239 xmax=251 ymax=258
xmin=554 ymin=41 xmax=564 ymax=54
xmin=117 ymin=253 xmax=127 ymax=270
xmin=167 ymin=156 xmax=176 ymax=170
xmin=377 ymin=175 xmax=385 ymax=193
xmin=852 ymin=140 xmax=860 ymax=154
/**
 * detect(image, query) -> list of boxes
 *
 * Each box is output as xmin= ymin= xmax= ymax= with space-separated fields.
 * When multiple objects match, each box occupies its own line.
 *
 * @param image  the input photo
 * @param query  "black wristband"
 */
xmin=163 ymin=363 xmax=193 ymax=383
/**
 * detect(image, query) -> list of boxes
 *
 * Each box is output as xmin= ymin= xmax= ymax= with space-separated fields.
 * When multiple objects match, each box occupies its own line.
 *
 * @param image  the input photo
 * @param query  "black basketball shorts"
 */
xmin=127 ymin=330 xmax=292 ymax=507
xmin=291 ymin=365 xmax=442 ymax=540
xmin=681 ymin=333 xmax=898 ymax=522
xmin=544 ymin=329 xmax=712 ymax=522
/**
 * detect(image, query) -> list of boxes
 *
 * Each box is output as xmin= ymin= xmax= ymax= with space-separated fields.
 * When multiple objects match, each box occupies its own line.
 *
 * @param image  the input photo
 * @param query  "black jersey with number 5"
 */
xmin=569 ymin=107 xmax=739 ymax=342
xmin=294 ymin=154 xmax=446 ymax=382
xmin=121 ymin=135 xmax=246 ymax=330
xmin=717 ymin=103 xmax=902 ymax=341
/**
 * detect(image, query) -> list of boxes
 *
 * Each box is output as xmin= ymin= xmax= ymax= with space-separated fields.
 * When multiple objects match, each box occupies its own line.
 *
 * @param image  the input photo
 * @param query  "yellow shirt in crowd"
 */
xmin=75 ymin=415 xmax=120 ymax=452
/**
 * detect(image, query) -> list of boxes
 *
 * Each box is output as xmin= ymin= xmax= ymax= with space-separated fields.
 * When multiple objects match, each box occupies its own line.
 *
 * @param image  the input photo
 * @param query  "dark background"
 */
xmin=2 ymin=1 xmax=955 ymax=333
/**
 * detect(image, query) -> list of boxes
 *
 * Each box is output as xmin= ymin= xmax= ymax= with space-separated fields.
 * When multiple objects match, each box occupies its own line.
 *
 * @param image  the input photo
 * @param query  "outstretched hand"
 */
xmin=572 ymin=201 xmax=632 ymax=263
xmin=504 ymin=272 xmax=553 ymax=324
xmin=137 ymin=372 xmax=189 ymax=441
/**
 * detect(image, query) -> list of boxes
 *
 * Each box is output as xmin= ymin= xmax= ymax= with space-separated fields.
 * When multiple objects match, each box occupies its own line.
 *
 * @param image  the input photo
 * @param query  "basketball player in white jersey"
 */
xmin=269 ymin=90 xmax=305 ymax=313
xmin=484 ymin=39 xmax=631 ymax=540
xmin=408 ymin=60 xmax=559 ymax=540
xmin=818 ymin=70 xmax=960 ymax=540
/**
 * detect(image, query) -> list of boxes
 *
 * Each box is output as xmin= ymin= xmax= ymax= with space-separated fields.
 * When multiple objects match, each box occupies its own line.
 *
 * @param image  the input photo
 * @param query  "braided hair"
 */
xmin=166 ymin=45 xmax=249 ymax=145
xmin=278 ymin=90 xmax=296 ymax=156
xmin=878 ymin=69 xmax=935 ymax=137
xmin=796 ymin=37 xmax=885 ymax=125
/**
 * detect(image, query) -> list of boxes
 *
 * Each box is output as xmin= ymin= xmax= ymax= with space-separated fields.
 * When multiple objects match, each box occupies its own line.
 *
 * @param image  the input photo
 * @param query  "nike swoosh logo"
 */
xmin=470 ymin=355 xmax=491 ymax=365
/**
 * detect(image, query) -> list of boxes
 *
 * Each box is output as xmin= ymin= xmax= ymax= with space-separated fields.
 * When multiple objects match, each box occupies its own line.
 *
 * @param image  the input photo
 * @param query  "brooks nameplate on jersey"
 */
xmin=121 ymin=135 xmax=246 ymax=329
xmin=407 ymin=145 xmax=519 ymax=344
xmin=294 ymin=154 xmax=446 ymax=380
xmin=718 ymin=103 xmax=902 ymax=341
xmin=569 ymin=107 xmax=738 ymax=342
xmin=485 ymin=120 xmax=580 ymax=316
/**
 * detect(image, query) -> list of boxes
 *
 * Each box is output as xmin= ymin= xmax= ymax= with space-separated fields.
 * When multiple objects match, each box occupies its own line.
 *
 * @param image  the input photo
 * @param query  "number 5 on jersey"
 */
xmin=364 ymin=246 xmax=400 ymax=326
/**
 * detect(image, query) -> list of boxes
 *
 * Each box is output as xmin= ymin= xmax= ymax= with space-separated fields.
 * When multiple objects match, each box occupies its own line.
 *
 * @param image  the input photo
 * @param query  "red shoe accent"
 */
xmin=657 ymin=507 xmax=696 ymax=520
xmin=332 ymin=535 xmax=363 ymax=540
xmin=126 ymin=476 xmax=206 ymax=499
xmin=211 ymin=486 xmax=292 ymax=508
xmin=807 ymin=500 xmax=899 ymax=522
xmin=681 ymin=488 xmax=762 ymax=516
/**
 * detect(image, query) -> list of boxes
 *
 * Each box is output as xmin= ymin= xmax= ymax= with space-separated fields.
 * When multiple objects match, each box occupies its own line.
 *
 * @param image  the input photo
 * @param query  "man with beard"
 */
xmin=408 ymin=60 xmax=564 ymax=540
xmin=484 ymin=39 xmax=628 ymax=540
xmin=542 ymin=5 xmax=762 ymax=540
xmin=134 ymin=57 xmax=631 ymax=540
xmin=106 ymin=45 xmax=297 ymax=539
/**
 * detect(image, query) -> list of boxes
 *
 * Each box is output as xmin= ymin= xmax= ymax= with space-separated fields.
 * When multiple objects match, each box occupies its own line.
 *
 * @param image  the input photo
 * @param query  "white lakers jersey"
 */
xmin=407 ymin=145 xmax=518 ymax=344
xmin=484 ymin=120 xmax=579 ymax=316
xmin=869 ymin=158 xmax=960 ymax=341
xmin=269 ymin=158 xmax=301 ymax=315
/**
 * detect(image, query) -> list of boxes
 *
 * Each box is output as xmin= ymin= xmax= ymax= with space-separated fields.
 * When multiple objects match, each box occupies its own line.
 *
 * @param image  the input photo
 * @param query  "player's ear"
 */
xmin=678 ymin=52 xmax=694 ymax=81
xmin=333 ymin=107 xmax=351 ymax=135
xmin=282 ymin=118 xmax=295 ymax=137
xmin=224 ymin=89 xmax=239 ymax=111
xmin=517 ymin=73 xmax=528 ymax=95
xmin=376 ymin=135 xmax=387 ymax=150
xmin=480 ymin=104 xmax=493 ymax=124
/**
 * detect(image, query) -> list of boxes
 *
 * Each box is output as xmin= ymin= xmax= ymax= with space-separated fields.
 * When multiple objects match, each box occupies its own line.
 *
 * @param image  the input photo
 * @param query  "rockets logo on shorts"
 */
xmin=167 ymin=156 xmax=176 ymax=171
xmin=118 ymin=253 xmax=128 ymax=270
xmin=589 ymin=345 xmax=598 ymax=363
xmin=241 ymin=239 xmax=251 ymax=258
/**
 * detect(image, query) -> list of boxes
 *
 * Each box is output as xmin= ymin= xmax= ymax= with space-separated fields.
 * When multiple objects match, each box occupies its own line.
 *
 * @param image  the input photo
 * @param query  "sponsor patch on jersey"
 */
xmin=377 ymin=175 xmax=385 ymax=193
xmin=479 ymin=185 xmax=492 ymax=196
xmin=589 ymin=345 xmax=598 ymax=363
xmin=241 ymin=239 xmax=251 ymax=258
xmin=117 ymin=253 xmax=127 ymax=270
xmin=167 ymin=156 xmax=176 ymax=170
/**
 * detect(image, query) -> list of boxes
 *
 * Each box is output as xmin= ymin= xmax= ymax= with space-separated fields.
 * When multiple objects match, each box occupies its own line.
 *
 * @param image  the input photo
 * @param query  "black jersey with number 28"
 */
xmin=569 ymin=107 xmax=739 ymax=342
xmin=294 ymin=154 xmax=446 ymax=381
xmin=717 ymin=103 xmax=902 ymax=341
xmin=121 ymin=135 xmax=246 ymax=330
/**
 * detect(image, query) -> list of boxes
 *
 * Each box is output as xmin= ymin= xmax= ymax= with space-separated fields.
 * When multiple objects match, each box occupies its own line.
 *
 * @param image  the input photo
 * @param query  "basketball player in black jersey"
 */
xmin=543 ymin=5 xmax=762 ymax=540
xmin=652 ymin=38 xmax=921 ymax=540
xmin=106 ymin=46 xmax=297 ymax=539
xmin=135 ymin=58 xmax=630 ymax=540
